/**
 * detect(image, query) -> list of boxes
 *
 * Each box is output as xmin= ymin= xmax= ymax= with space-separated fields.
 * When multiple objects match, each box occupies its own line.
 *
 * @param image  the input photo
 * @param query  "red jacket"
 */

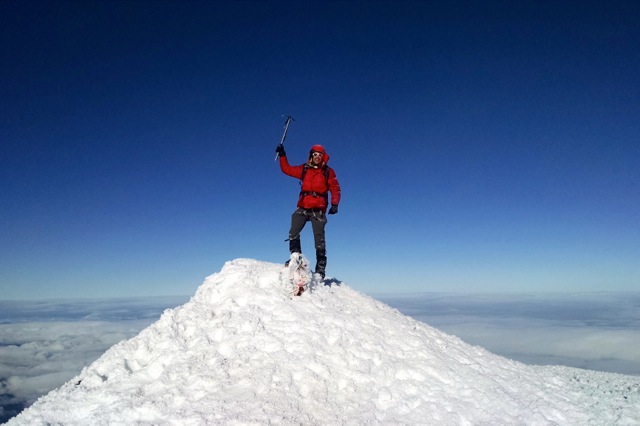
xmin=279 ymin=144 xmax=341 ymax=212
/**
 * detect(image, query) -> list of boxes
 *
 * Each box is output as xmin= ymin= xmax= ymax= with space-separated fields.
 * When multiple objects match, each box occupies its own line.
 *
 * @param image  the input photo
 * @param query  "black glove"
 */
xmin=275 ymin=144 xmax=286 ymax=157
xmin=328 ymin=205 xmax=338 ymax=215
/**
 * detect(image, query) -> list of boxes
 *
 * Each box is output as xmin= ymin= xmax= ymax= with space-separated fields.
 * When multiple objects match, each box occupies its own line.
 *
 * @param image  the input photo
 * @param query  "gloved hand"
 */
xmin=328 ymin=205 xmax=338 ymax=215
xmin=275 ymin=144 xmax=286 ymax=157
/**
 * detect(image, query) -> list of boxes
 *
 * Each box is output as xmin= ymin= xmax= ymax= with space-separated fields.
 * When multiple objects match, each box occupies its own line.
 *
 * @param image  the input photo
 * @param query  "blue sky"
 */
xmin=1 ymin=0 xmax=639 ymax=299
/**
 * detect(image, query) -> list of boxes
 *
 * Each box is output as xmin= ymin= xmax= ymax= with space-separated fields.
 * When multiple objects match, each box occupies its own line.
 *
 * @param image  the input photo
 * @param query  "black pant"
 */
xmin=289 ymin=208 xmax=327 ymax=252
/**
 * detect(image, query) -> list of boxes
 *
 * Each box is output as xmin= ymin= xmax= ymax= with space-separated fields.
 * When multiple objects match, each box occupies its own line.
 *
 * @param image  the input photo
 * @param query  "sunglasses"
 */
xmin=311 ymin=152 xmax=324 ymax=157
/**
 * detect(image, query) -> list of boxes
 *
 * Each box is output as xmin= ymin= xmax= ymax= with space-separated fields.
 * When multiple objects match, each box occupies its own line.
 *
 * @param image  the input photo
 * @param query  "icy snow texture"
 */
xmin=8 ymin=259 xmax=640 ymax=425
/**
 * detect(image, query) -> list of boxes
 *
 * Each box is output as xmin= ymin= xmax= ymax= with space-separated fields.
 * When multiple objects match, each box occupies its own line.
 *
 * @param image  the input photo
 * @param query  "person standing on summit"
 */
xmin=276 ymin=142 xmax=341 ymax=278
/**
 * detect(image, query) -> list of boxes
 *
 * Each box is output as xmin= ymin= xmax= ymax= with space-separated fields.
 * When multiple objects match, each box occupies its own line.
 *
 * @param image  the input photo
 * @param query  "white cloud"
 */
xmin=425 ymin=318 xmax=640 ymax=374
xmin=378 ymin=292 xmax=640 ymax=376
xmin=0 ymin=296 xmax=187 ymax=422
xmin=0 ymin=320 xmax=152 ymax=407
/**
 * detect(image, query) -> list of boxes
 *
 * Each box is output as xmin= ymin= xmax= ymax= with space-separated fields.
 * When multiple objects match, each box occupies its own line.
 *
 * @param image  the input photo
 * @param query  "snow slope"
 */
xmin=8 ymin=259 xmax=639 ymax=425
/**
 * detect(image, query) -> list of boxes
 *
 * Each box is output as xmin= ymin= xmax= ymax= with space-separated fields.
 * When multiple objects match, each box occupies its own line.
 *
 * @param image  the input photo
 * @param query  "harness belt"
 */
xmin=299 ymin=191 xmax=328 ymax=200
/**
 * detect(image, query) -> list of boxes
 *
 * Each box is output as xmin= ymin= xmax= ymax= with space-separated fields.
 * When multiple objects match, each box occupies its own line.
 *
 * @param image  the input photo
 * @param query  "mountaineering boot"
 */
xmin=315 ymin=249 xmax=327 ymax=278
xmin=289 ymin=238 xmax=301 ymax=254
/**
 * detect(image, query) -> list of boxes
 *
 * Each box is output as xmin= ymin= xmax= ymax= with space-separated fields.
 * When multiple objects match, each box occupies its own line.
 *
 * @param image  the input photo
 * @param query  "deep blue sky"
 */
xmin=1 ymin=0 xmax=638 ymax=299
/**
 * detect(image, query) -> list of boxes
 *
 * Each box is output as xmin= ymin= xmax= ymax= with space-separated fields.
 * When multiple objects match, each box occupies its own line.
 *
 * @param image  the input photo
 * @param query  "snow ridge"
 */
xmin=8 ymin=259 xmax=640 ymax=425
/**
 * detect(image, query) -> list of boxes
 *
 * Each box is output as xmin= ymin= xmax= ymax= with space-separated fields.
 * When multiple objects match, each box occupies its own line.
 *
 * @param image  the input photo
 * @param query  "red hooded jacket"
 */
xmin=279 ymin=144 xmax=341 ymax=212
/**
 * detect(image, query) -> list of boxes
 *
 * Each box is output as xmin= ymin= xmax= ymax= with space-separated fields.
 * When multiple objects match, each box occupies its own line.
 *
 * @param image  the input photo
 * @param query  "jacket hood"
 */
xmin=309 ymin=144 xmax=330 ymax=165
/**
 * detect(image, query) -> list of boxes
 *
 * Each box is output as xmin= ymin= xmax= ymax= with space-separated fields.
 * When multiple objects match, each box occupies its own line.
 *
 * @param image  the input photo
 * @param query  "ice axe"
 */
xmin=274 ymin=115 xmax=295 ymax=161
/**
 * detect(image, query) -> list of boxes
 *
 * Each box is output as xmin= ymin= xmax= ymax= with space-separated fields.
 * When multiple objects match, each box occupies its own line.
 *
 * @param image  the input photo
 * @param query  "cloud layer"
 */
xmin=378 ymin=292 xmax=640 ymax=376
xmin=0 ymin=297 xmax=187 ymax=423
